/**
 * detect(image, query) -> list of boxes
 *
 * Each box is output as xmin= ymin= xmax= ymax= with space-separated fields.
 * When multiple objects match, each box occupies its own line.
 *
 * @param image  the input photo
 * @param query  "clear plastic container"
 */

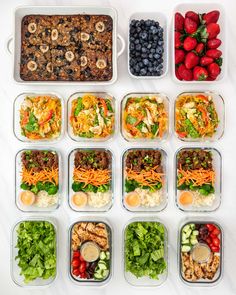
xmin=175 ymin=147 xmax=222 ymax=212
xmin=69 ymin=218 xmax=112 ymax=286
xmin=121 ymin=92 xmax=169 ymax=142
xmin=123 ymin=217 xmax=168 ymax=286
xmin=178 ymin=218 xmax=223 ymax=286
xmin=68 ymin=148 xmax=114 ymax=212
xmin=173 ymin=3 xmax=226 ymax=83
xmin=128 ymin=12 xmax=168 ymax=79
xmin=11 ymin=217 xmax=58 ymax=288
xmin=122 ymin=148 xmax=168 ymax=212
xmin=13 ymin=92 xmax=64 ymax=143
xmin=67 ymin=92 xmax=116 ymax=142
xmin=15 ymin=148 xmax=62 ymax=212
xmin=174 ymin=91 xmax=225 ymax=142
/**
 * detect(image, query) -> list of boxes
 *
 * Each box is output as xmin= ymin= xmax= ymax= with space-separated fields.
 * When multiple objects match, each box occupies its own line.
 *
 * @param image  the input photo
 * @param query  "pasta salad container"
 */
xmin=14 ymin=92 xmax=64 ymax=143
xmin=15 ymin=148 xmax=62 ymax=212
xmin=67 ymin=92 xmax=116 ymax=142
xmin=121 ymin=92 xmax=169 ymax=142
xmin=11 ymin=216 xmax=58 ymax=288
xmin=174 ymin=91 xmax=225 ymax=142
xmin=68 ymin=148 xmax=114 ymax=212
xmin=178 ymin=218 xmax=223 ymax=286
xmin=175 ymin=147 xmax=222 ymax=212
xmin=69 ymin=218 xmax=113 ymax=286
xmin=122 ymin=148 xmax=168 ymax=212
xmin=123 ymin=217 xmax=168 ymax=286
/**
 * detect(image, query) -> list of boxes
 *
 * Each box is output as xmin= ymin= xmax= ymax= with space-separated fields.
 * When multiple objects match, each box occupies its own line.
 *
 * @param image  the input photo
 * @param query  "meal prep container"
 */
xmin=172 ymin=3 xmax=226 ymax=83
xmin=175 ymin=147 xmax=222 ymax=212
xmin=174 ymin=91 xmax=225 ymax=142
xmin=67 ymin=92 xmax=116 ymax=142
xmin=68 ymin=148 xmax=114 ymax=212
xmin=13 ymin=92 xmax=65 ymax=143
xmin=121 ymin=92 xmax=169 ymax=142
xmin=15 ymin=148 xmax=62 ymax=212
xmin=128 ymin=12 xmax=168 ymax=79
xmin=69 ymin=218 xmax=113 ymax=286
xmin=8 ymin=6 xmax=125 ymax=85
xmin=178 ymin=218 xmax=223 ymax=286
xmin=11 ymin=216 xmax=58 ymax=288
xmin=122 ymin=148 xmax=168 ymax=212
xmin=123 ymin=217 xmax=168 ymax=287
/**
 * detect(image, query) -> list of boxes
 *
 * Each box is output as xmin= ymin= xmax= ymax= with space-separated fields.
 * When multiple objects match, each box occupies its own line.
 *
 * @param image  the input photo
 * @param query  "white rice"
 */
xmin=191 ymin=191 xmax=215 ymax=207
xmin=134 ymin=188 xmax=163 ymax=207
xmin=34 ymin=190 xmax=58 ymax=208
xmin=87 ymin=191 xmax=111 ymax=208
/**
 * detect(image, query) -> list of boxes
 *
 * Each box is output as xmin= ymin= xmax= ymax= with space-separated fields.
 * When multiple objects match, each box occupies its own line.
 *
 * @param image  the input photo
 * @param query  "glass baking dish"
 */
xmin=11 ymin=217 xmax=58 ymax=288
xmin=178 ymin=218 xmax=223 ymax=286
xmin=122 ymin=148 xmax=168 ymax=212
xmin=15 ymin=148 xmax=62 ymax=212
xmin=67 ymin=92 xmax=116 ymax=142
xmin=69 ymin=218 xmax=112 ymax=286
xmin=174 ymin=91 xmax=225 ymax=142
xmin=121 ymin=92 xmax=169 ymax=142
xmin=175 ymin=147 xmax=222 ymax=212
xmin=123 ymin=217 xmax=168 ymax=286
xmin=68 ymin=148 xmax=114 ymax=212
xmin=128 ymin=12 xmax=168 ymax=79
xmin=13 ymin=92 xmax=64 ymax=143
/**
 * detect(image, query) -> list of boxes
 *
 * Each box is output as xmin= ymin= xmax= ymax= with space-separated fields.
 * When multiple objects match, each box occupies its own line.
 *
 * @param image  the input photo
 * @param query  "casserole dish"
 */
xmin=8 ymin=6 xmax=125 ymax=85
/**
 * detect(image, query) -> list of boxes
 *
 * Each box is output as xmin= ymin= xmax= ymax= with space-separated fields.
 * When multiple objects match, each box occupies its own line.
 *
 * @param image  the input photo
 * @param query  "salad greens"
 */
xmin=15 ymin=221 xmax=56 ymax=283
xmin=125 ymin=222 xmax=167 ymax=280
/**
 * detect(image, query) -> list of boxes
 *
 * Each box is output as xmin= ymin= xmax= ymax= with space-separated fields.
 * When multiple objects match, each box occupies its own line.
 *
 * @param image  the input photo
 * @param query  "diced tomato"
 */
xmin=177 ymin=131 xmax=187 ymax=138
xmin=72 ymin=259 xmax=80 ymax=268
xmin=211 ymin=245 xmax=220 ymax=253
xmin=73 ymin=251 xmax=80 ymax=259
xmin=212 ymin=227 xmax=220 ymax=236
xmin=206 ymin=224 xmax=215 ymax=232
xmin=80 ymin=272 xmax=87 ymax=279
xmin=206 ymin=237 xmax=212 ymax=245
xmin=72 ymin=268 xmax=80 ymax=276
xmin=79 ymin=261 xmax=86 ymax=273
xmin=212 ymin=237 xmax=220 ymax=247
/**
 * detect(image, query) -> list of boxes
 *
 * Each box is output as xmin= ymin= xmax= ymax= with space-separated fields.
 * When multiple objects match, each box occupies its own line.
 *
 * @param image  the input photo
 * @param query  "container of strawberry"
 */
xmin=173 ymin=3 xmax=226 ymax=82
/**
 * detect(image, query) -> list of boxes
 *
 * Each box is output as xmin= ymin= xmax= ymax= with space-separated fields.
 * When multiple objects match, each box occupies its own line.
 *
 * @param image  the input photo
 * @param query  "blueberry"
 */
xmin=148 ymin=53 xmax=153 ymax=59
xmin=140 ymin=32 xmax=148 ymax=40
xmin=148 ymin=67 xmax=154 ymax=72
xmin=156 ymin=47 xmax=163 ymax=54
xmin=158 ymin=40 xmax=164 ymax=46
xmin=136 ymin=27 xmax=142 ymax=33
xmin=130 ymin=58 xmax=135 ymax=66
xmin=141 ymin=53 xmax=148 ymax=58
xmin=150 ymin=48 xmax=155 ymax=54
xmin=134 ymin=64 xmax=140 ymax=72
xmin=135 ymin=52 xmax=141 ymax=57
xmin=138 ymin=61 xmax=143 ymax=67
xmin=154 ymin=53 xmax=160 ymax=59
xmin=141 ymin=47 xmax=147 ymax=53
xmin=146 ymin=20 xmax=152 ymax=27
xmin=136 ymin=44 xmax=141 ymax=51
xmin=134 ymin=39 xmax=139 ymax=45
xmin=158 ymin=58 xmax=164 ymax=64
xmin=140 ymin=68 xmax=147 ymax=76
xmin=143 ymin=59 xmax=149 ymax=66
xmin=130 ymin=43 xmax=135 ymax=50
xmin=147 ymin=44 xmax=152 ymax=49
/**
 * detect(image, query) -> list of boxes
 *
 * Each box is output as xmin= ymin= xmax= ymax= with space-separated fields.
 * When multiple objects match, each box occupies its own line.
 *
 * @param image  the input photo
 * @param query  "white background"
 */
xmin=1 ymin=0 xmax=236 ymax=294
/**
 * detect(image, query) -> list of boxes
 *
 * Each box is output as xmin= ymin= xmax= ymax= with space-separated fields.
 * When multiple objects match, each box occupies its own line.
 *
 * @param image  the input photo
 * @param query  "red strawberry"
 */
xmin=203 ymin=10 xmax=220 ymax=24
xmin=185 ymin=52 xmax=199 ymax=69
xmin=200 ymin=56 xmax=214 ymax=66
xmin=175 ymin=68 xmax=182 ymax=80
xmin=185 ymin=11 xmax=199 ymax=24
xmin=206 ymin=23 xmax=220 ymax=39
xmin=208 ymin=62 xmax=221 ymax=79
xmin=175 ymin=12 xmax=185 ymax=31
xmin=206 ymin=76 xmax=216 ymax=81
xmin=184 ymin=17 xmax=198 ymax=34
xmin=207 ymin=38 xmax=221 ymax=49
xmin=183 ymin=36 xmax=197 ymax=51
xmin=175 ymin=31 xmax=182 ymax=48
xmin=193 ymin=66 xmax=208 ymax=81
xmin=178 ymin=64 xmax=193 ymax=81
xmin=206 ymin=49 xmax=222 ymax=59
xmin=175 ymin=49 xmax=185 ymax=64
xmin=195 ymin=43 xmax=205 ymax=55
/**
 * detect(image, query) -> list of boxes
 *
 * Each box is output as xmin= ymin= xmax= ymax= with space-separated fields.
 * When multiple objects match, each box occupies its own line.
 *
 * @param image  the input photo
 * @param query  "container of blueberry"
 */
xmin=128 ymin=12 xmax=168 ymax=78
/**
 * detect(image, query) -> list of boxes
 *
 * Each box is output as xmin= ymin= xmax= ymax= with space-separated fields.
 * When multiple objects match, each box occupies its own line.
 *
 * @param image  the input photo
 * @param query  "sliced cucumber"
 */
xmin=190 ymin=238 xmax=198 ymax=245
xmin=102 ymin=269 xmax=109 ymax=278
xmin=192 ymin=230 xmax=199 ymax=236
xmin=98 ymin=262 xmax=107 ymax=270
xmin=99 ymin=251 xmax=106 ymax=260
xmin=94 ymin=273 xmax=103 ymax=280
xmin=105 ymin=251 xmax=110 ymax=260
xmin=182 ymin=245 xmax=191 ymax=252
xmin=190 ymin=224 xmax=195 ymax=230
xmin=185 ymin=229 xmax=192 ymax=238
xmin=182 ymin=238 xmax=190 ymax=245
xmin=182 ymin=225 xmax=190 ymax=233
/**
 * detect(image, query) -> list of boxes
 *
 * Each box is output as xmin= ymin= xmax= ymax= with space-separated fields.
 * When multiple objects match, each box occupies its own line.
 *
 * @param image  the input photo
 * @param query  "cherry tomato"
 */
xmin=80 ymin=272 xmax=87 ymax=279
xmin=73 ymin=251 xmax=80 ymax=259
xmin=212 ymin=227 xmax=220 ymax=237
xmin=212 ymin=237 xmax=220 ymax=247
xmin=79 ymin=261 xmax=86 ymax=273
xmin=211 ymin=245 xmax=220 ymax=253
xmin=71 ymin=259 xmax=80 ymax=268
xmin=206 ymin=224 xmax=215 ymax=232
xmin=79 ymin=255 xmax=85 ymax=262
xmin=72 ymin=268 xmax=80 ymax=276
xmin=206 ymin=237 xmax=212 ymax=245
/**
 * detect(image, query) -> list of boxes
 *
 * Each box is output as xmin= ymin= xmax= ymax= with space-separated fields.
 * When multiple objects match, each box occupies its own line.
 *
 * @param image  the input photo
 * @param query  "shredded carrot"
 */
xmin=21 ymin=166 xmax=58 ymax=186
xmin=73 ymin=167 xmax=111 ymax=187
xmin=177 ymin=167 xmax=215 ymax=187
xmin=125 ymin=166 xmax=164 ymax=189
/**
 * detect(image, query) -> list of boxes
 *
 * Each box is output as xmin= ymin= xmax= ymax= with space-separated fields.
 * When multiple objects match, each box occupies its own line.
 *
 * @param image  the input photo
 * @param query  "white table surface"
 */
xmin=1 ymin=0 xmax=236 ymax=294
